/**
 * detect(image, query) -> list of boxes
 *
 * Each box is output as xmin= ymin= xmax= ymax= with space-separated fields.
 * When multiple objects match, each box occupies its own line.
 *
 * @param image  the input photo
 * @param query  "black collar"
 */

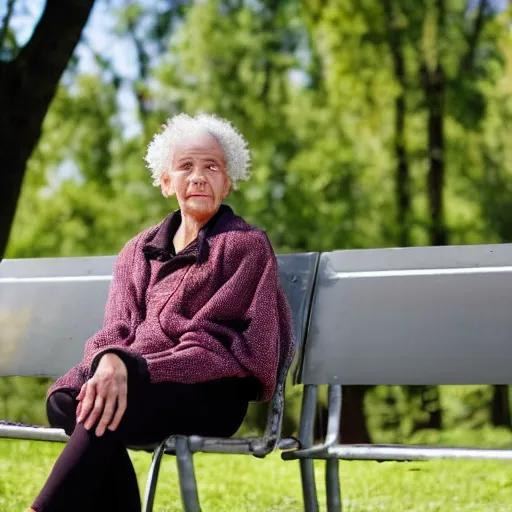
xmin=143 ymin=204 xmax=233 ymax=264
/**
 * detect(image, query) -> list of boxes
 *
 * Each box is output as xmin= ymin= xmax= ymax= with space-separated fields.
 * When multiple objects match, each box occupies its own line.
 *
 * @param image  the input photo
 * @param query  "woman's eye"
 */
xmin=208 ymin=165 xmax=218 ymax=171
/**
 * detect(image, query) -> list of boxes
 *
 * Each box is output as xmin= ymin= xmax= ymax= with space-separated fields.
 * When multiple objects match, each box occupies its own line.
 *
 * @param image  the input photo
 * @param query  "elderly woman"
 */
xmin=30 ymin=113 xmax=294 ymax=512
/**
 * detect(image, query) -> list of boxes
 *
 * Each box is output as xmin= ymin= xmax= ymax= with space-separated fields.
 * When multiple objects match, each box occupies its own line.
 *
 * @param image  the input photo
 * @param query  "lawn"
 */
xmin=1 ymin=438 xmax=512 ymax=511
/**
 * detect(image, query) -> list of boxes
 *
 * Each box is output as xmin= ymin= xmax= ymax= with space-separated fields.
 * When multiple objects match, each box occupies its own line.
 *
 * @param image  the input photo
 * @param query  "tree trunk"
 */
xmin=412 ymin=63 xmax=445 ymax=431
xmin=415 ymin=71 xmax=445 ymax=426
xmin=314 ymin=402 xmax=328 ymax=442
xmin=340 ymin=386 xmax=371 ymax=444
xmin=395 ymin=79 xmax=410 ymax=247
xmin=424 ymin=63 xmax=446 ymax=247
xmin=0 ymin=0 xmax=95 ymax=260
xmin=0 ymin=107 xmax=27 ymax=261
xmin=414 ymin=0 xmax=446 ymax=430
xmin=491 ymin=385 xmax=511 ymax=428
xmin=383 ymin=0 xmax=411 ymax=248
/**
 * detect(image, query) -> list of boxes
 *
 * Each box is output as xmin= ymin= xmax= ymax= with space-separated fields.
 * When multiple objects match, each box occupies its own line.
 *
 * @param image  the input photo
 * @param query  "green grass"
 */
xmin=2 ymin=438 xmax=512 ymax=511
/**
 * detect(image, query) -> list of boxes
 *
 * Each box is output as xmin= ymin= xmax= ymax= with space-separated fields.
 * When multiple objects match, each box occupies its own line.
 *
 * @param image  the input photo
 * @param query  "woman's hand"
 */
xmin=76 ymin=353 xmax=128 ymax=437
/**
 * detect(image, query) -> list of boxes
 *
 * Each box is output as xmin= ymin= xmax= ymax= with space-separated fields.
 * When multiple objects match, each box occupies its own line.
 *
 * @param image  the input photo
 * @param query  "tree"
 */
xmin=0 ymin=0 xmax=96 ymax=260
xmin=491 ymin=385 xmax=511 ymax=428
xmin=383 ymin=0 xmax=412 ymax=248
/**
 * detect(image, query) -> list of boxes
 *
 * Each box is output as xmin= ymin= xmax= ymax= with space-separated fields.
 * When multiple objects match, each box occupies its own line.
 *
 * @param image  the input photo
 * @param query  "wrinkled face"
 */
xmin=160 ymin=133 xmax=231 ymax=222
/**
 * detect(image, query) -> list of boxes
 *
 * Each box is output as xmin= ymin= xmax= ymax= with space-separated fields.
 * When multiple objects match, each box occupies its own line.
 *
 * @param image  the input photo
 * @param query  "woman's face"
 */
xmin=160 ymin=133 xmax=231 ymax=222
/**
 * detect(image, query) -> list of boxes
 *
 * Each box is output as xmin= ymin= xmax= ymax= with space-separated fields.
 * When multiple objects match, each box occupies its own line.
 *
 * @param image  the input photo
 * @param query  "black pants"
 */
xmin=32 ymin=377 xmax=252 ymax=512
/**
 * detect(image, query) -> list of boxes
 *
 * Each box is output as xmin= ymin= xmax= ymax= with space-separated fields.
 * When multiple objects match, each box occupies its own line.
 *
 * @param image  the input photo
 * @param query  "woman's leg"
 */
xmin=97 ymin=445 xmax=141 ymax=510
xmin=32 ymin=377 xmax=252 ymax=511
xmin=116 ymin=377 xmax=253 ymax=443
xmin=33 ymin=424 xmax=140 ymax=512
xmin=32 ymin=391 xmax=141 ymax=512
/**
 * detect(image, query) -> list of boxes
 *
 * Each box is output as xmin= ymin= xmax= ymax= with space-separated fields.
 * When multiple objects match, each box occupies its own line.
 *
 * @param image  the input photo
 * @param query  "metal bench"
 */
xmin=282 ymin=243 xmax=512 ymax=511
xmin=0 ymin=252 xmax=319 ymax=512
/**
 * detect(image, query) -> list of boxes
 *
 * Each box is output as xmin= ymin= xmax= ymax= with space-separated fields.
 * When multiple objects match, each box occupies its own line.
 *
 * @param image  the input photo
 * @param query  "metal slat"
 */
xmin=301 ymin=245 xmax=512 ymax=385
xmin=0 ymin=425 xmax=68 ymax=442
xmin=296 ymin=444 xmax=512 ymax=462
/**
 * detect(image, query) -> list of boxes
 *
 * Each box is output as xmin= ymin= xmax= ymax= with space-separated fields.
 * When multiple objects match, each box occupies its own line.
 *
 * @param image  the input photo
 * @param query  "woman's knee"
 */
xmin=47 ymin=391 xmax=78 ymax=435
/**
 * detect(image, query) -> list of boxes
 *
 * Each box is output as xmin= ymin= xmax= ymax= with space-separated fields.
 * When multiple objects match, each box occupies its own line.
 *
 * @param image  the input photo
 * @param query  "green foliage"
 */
xmin=0 ymin=377 xmax=51 ymax=426
xmin=366 ymin=385 xmax=500 ymax=444
xmin=3 ymin=0 xmax=512 ymax=437
xmin=9 ymin=0 xmax=512 ymax=254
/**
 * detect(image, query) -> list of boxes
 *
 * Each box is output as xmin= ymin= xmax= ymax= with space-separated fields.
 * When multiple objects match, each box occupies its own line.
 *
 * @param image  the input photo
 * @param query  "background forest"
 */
xmin=2 ymin=0 xmax=512 ymax=445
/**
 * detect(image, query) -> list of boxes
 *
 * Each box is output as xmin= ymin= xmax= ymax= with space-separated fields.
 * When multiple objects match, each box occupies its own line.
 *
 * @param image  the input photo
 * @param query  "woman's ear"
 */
xmin=160 ymin=172 xmax=175 ymax=198
xmin=222 ymin=176 xmax=232 ymax=199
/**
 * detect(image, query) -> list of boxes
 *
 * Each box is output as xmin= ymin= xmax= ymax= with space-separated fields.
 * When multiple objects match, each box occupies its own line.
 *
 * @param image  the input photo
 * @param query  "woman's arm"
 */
xmin=82 ymin=235 xmax=141 ymax=364
xmin=47 ymin=232 xmax=149 ymax=397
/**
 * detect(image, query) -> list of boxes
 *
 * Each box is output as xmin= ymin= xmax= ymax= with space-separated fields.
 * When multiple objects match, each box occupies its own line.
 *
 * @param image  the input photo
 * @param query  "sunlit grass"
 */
xmin=2 ymin=438 xmax=512 ymax=511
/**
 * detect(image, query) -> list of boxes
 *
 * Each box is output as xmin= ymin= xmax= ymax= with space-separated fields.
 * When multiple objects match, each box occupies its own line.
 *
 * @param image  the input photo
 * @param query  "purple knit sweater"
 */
xmin=48 ymin=205 xmax=294 ymax=402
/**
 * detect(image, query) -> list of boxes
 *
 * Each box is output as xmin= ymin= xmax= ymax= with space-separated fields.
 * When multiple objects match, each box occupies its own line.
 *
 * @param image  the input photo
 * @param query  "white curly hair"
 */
xmin=144 ymin=113 xmax=251 ymax=190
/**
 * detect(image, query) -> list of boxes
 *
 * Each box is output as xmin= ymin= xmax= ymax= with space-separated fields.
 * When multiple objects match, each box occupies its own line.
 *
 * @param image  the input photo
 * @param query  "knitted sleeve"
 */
xmin=47 ymin=233 xmax=148 ymax=396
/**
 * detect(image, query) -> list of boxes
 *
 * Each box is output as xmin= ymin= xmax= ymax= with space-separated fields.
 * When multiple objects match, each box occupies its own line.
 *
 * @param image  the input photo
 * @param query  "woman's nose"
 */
xmin=189 ymin=167 xmax=206 ymax=184
xmin=191 ymin=175 xmax=206 ymax=185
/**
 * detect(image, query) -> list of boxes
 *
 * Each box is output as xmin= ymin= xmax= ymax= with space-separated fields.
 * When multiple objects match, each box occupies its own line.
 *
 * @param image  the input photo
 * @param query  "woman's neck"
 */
xmin=173 ymin=212 xmax=208 ymax=253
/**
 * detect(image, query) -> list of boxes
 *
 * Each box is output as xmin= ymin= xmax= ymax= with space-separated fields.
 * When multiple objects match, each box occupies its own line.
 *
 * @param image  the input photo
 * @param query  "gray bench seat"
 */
xmin=0 ymin=252 xmax=319 ymax=512
xmin=283 ymin=243 xmax=512 ymax=512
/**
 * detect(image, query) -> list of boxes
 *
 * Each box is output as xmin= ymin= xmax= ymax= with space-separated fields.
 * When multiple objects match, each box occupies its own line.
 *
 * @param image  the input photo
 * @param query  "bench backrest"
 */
xmin=0 ymin=253 xmax=319 ymax=378
xmin=298 ymin=243 xmax=512 ymax=386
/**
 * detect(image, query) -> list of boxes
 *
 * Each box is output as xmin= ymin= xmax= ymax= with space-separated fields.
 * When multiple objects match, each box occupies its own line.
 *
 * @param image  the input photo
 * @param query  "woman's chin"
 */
xmin=183 ymin=198 xmax=217 ymax=218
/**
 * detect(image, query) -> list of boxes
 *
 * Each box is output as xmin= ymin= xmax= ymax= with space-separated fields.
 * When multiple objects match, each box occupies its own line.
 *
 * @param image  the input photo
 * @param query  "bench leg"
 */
xmin=299 ymin=385 xmax=320 ymax=512
xmin=176 ymin=436 xmax=201 ymax=512
xmin=143 ymin=441 xmax=166 ymax=512
xmin=300 ymin=458 xmax=319 ymax=512
xmin=326 ymin=459 xmax=341 ymax=512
